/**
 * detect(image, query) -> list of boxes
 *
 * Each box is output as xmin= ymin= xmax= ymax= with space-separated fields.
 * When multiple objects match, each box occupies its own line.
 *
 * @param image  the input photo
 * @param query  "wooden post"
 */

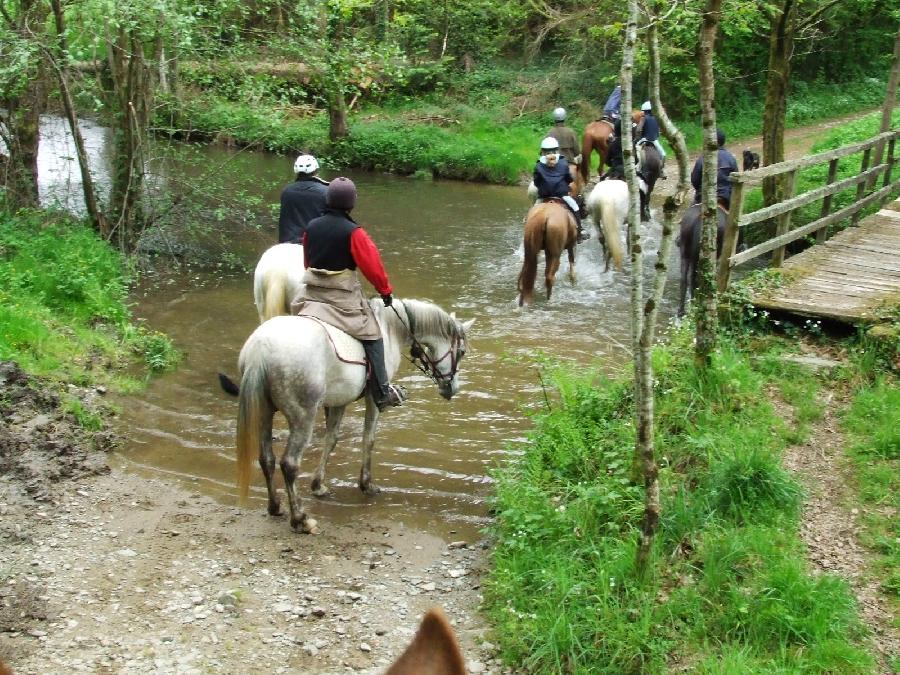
xmin=883 ymin=138 xmax=896 ymax=192
xmin=771 ymin=169 xmax=796 ymax=267
xmin=716 ymin=180 xmax=744 ymax=292
xmin=816 ymin=158 xmax=839 ymax=244
xmin=851 ymin=148 xmax=871 ymax=226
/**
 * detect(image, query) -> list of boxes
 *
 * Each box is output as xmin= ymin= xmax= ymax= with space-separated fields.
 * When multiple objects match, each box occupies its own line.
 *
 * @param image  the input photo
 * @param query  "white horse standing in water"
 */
xmin=253 ymin=243 xmax=305 ymax=322
xmin=585 ymin=180 xmax=629 ymax=272
xmin=236 ymin=298 xmax=473 ymax=533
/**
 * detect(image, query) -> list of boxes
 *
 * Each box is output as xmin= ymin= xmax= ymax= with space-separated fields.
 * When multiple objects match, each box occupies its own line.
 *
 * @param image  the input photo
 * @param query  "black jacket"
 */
xmin=304 ymin=209 xmax=360 ymax=271
xmin=691 ymin=148 xmax=739 ymax=206
xmin=533 ymin=159 xmax=573 ymax=199
xmin=278 ymin=177 xmax=328 ymax=243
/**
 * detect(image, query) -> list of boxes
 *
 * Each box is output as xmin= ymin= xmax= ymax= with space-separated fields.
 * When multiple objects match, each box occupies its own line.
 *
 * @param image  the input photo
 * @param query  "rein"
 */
xmin=389 ymin=303 xmax=464 ymax=385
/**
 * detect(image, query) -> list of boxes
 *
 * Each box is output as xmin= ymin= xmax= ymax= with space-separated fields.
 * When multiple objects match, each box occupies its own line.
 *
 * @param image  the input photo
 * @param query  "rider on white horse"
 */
xmin=291 ymin=177 xmax=407 ymax=411
xmin=278 ymin=153 xmax=329 ymax=244
xmin=533 ymin=137 xmax=589 ymax=243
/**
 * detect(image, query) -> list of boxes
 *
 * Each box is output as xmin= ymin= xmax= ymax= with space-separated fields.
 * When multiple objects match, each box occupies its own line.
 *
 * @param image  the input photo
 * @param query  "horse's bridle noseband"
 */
xmin=391 ymin=304 xmax=466 ymax=386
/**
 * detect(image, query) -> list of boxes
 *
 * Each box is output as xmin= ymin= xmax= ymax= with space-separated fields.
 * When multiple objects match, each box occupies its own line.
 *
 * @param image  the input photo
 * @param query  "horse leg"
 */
xmin=567 ymin=245 xmax=576 ymax=285
xmin=280 ymin=404 xmax=319 ymax=533
xmin=310 ymin=405 xmax=346 ymax=497
xmin=258 ymin=412 xmax=281 ymax=516
xmin=678 ymin=254 xmax=690 ymax=318
xmin=545 ymin=253 xmax=560 ymax=300
xmin=359 ymin=399 xmax=381 ymax=496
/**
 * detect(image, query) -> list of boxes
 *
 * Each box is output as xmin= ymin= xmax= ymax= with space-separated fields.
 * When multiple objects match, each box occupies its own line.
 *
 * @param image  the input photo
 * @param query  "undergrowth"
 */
xmin=0 ymin=207 xmax=180 ymax=385
xmin=484 ymin=322 xmax=875 ymax=673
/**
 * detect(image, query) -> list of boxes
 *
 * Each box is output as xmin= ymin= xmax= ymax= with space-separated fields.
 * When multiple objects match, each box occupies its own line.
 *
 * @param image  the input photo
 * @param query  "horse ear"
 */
xmin=462 ymin=318 xmax=475 ymax=332
xmin=450 ymin=311 xmax=456 ymax=320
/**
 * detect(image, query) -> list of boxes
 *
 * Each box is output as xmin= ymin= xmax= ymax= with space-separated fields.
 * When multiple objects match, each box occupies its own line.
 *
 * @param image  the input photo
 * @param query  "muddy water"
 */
xmin=34 ymin=120 xmax=684 ymax=540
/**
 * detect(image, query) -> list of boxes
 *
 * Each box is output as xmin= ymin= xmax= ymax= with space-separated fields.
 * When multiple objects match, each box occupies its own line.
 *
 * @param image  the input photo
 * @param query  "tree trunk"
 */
xmin=695 ymin=0 xmax=722 ymax=367
xmin=762 ymin=0 xmax=796 ymax=208
xmin=0 ymin=0 xmax=49 ymax=211
xmin=646 ymin=15 xmax=690 ymax=205
xmin=48 ymin=0 xmax=108 ymax=236
xmin=327 ymin=87 xmax=350 ymax=141
xmin=869 ymin=29 xmax=900 ymax=189
xmin=635 ymin=197 xmax=679 ymax=571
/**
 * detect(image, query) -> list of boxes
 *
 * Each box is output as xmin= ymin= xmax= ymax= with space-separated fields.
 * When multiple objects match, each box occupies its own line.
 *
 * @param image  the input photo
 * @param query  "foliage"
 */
xmin=0 ymin=207 xmax=179 ymax=383
xmin=485 ymin=326 xmax=875 ymax=672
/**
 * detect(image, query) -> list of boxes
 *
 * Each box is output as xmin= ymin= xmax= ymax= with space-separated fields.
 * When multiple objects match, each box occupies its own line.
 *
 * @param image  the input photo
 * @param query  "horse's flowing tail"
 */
xmin=600 ymin=196 xmax=624 ymax=270
xmin=236 ymin=344 xmax=269 ymax=500
xmin=258 ymin=269 xmax=290 ymax=322
xmin=580 ymin=132 xmax=593 ymax=182
xmin=518 ymin=209 xmax=545 ymax=305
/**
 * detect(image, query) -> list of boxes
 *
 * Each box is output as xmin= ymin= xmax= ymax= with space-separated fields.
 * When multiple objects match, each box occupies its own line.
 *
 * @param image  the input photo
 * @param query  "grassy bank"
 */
xmin=0 ymin=207 xmax=179 ymax=390
xmin=158 ymin=68 xmax=889 ymax=185
xmin=483 ymin=313 xmax=897 ymax=672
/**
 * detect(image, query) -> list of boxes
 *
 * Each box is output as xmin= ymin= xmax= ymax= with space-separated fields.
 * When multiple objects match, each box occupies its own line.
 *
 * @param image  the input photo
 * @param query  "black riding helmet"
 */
xmin=326 ymin=177 xmax=357 ymax=211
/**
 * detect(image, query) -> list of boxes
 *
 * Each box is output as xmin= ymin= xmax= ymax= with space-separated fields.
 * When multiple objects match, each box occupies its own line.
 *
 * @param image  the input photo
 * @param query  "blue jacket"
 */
xmin=534 ymin=159 xmax=573 ymax=199
xmin=639 ymin=113 xmax=660 ymax=143
xmin=603 ymin=86 xmax=622 ymax=117
xmin=691 ymin=148 xmax=739 ymax=206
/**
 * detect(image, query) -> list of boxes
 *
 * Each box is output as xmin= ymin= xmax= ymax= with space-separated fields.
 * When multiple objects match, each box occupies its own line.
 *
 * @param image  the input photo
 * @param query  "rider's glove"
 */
xmin=381 ymin=294 xmax=393 ymax=307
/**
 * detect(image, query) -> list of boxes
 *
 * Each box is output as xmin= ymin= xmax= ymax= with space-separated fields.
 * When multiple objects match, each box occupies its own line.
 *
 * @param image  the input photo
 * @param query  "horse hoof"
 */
xmin=311 ymin=482 xmax=331 ymax=498
xmin=268 ymin=502 xmax=283 ymax=517
xmin=291 ymin=515 xmax=319 ymax=534
xmin=360 ymin=482 xmax=381 ymax=497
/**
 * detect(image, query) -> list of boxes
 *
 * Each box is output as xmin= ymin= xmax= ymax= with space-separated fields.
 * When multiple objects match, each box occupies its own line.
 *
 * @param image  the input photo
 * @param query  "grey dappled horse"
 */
xmin=235 ymin=299 xmax=473 ymax=533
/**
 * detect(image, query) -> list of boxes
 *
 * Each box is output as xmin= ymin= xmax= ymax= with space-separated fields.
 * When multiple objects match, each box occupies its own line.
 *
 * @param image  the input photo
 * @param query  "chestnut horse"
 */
xmin=579 ymin=110 xmax=643 ymax=182
xmin=517 ymin=201 xmax=577 ymax=306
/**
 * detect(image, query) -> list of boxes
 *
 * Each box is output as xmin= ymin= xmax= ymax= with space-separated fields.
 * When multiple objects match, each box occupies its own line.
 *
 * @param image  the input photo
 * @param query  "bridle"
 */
xmin=390 ymin=304 xmax=466 ymax=386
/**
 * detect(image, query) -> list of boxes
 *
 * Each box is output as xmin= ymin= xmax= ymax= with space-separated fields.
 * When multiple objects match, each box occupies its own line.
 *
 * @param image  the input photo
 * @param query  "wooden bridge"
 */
xmin=716 ymin=129 xmax=900 ymax=324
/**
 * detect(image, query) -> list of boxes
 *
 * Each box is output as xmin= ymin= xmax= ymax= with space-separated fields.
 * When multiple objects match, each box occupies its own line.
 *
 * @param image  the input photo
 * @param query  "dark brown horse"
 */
xmin=517 ymin=201 xmax=577 ymax=306
xmin=676 ymin=203 xmax=728 ymax=317
xmin=579 ymin=110 xmax=643 ymax=182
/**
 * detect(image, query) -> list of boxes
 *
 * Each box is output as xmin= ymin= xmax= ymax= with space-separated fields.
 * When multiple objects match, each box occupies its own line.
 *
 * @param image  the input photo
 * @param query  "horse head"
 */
xmin=388 ymin=300 xmax=474 ymax=400
xmin=742 ymin=149 xmax=760 ymax=171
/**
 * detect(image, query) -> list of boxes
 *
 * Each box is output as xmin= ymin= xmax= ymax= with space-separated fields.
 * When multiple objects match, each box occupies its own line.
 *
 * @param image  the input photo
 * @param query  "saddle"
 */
xmin=299 ymin=316 xmax=366 ymax=365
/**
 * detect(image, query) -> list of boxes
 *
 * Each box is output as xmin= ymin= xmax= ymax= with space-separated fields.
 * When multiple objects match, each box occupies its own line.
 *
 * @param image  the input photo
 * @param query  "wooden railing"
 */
xmin=716 ymin=129 xmax=900 ymax=291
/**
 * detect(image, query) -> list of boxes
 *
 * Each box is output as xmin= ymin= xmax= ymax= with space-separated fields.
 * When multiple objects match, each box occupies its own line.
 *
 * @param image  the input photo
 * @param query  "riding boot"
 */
xmin=362 ymin=338 xmax=407 ymax=411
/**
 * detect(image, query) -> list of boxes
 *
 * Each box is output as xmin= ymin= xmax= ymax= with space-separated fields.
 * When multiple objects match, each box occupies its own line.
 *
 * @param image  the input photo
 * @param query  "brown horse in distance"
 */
xmin=579 ymin=110 xmax=643 ymax=182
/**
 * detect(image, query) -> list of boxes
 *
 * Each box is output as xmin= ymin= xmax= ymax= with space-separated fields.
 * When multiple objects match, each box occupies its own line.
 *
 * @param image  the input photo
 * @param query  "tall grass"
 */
xmin=485 ymin=327 xmax=874 ymax=673
xmin=0 ymin=207 xmax=179 ymax=382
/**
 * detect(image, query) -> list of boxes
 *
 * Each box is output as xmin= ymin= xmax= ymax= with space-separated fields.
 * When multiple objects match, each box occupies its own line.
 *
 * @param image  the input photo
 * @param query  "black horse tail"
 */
xmin=218 ymin=372 xmax=240 ymax=396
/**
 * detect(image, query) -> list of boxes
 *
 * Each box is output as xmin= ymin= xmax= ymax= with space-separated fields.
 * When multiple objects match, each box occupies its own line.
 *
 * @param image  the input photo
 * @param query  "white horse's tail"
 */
xmin=587 ymin=181 xmax=627 ymax=271
xmin=260 ymin=269 xmax=290 ymax=322
xmin=236 ymin=341 xmax=269 ymax=500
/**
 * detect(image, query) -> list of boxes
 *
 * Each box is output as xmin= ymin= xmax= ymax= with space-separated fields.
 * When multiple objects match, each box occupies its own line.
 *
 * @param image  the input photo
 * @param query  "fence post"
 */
xmin=816 ymin=158 xmax=839 ymax=244
xmin=716 ymin=180 xmax=744 ymax=292
xmin=771 ymin=169 xmax=797 ymax=267
xmin=882 ymin=138 xmax=896 ymax=196
xmin=851 ymin=147 xmax=872 ymax=226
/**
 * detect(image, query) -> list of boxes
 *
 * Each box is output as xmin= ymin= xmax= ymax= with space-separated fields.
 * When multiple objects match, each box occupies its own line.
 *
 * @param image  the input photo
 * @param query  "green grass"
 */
xmin=484 ymin=326 xmax=875 ymax=673
xmin=157 ymin=67 xmax=890 ymax=185
xmin=0 ymin=207 xmax=180 ymax=385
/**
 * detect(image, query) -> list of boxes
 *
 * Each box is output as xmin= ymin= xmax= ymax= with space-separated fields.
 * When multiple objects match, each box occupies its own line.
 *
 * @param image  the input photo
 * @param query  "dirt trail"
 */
xmin=0 ymin=363 xmax=504 ymax=674
xmin=777 ymin=351 xmax=898 ymax=673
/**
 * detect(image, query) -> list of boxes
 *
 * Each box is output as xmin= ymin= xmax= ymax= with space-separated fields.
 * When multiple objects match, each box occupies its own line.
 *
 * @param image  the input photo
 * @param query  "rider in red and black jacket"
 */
xmin=300 ymin=177 xmax=406 ymax=411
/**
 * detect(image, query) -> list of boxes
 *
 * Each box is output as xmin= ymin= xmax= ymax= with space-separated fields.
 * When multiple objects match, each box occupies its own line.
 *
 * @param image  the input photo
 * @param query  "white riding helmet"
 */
xmin=553 ymin=107 xmax=567 ymax=122
xmin=540 ymin=136 xmax=560 ymax=152
xmin=641 ymin=100 xmax=652 ymax=112
xmin=293 ymin=154 xmax=319 ymax=175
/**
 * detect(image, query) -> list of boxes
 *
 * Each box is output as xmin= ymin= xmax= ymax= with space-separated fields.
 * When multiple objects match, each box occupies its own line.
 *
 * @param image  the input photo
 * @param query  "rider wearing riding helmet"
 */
xmin=637 ymin=101 xmax=667 ymax=178
xmin=691 ymin=128 xmax=739 ymax=209
xmin=603 ymin=118 xmax=627 ymax=181
xmin=534 ymin=136 xmax=589 ymax=243
xmin=293 ymin=177 xmax=406 ymax=411
xmin=278 ymin=153 xmax=329 ymax=244
xmin=546 ymin=107 xmax=578 ymax=165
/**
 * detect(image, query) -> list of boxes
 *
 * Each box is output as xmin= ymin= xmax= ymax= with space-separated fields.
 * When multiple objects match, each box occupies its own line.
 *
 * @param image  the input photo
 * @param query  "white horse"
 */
xmin=585 ymin=180 xmax=628 ymax=271
xmin=236 ymin=299 xmax=474 ymax=533
xmin=253 ymin=243 xmax=305 ymax=322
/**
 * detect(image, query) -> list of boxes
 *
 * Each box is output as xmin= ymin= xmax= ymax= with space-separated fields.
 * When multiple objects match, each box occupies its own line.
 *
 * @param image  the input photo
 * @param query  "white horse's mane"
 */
xmin=372 ymin=298 xmax=464 ymax=341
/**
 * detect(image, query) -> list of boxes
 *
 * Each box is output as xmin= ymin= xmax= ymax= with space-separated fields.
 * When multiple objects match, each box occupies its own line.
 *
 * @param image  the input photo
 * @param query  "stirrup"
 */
xmin=376 ymin=384 xmax=407 ymax=411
